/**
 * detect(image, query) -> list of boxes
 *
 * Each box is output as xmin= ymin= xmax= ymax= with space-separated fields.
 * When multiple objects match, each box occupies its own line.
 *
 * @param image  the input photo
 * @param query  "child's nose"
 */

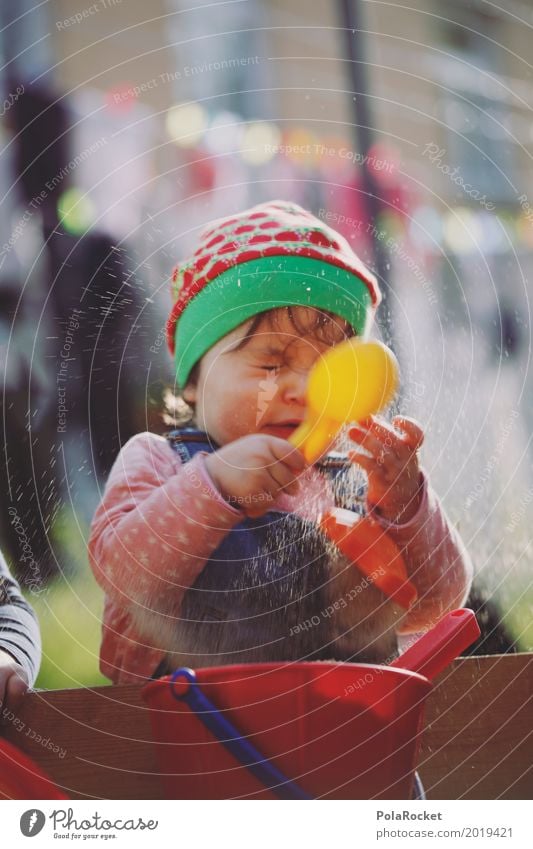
xmin=280 ymin=370 xmax=308 ymax=406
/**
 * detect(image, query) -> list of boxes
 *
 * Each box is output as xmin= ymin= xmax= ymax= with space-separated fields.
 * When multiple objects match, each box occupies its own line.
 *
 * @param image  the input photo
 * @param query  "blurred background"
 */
xmin=0 ymin=0 xmax=531 ymax=688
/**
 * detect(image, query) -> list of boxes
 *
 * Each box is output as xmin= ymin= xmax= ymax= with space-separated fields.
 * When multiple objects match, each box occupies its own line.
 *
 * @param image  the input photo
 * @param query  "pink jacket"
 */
xmin=89 ymin=432 xmax=473 ymax=684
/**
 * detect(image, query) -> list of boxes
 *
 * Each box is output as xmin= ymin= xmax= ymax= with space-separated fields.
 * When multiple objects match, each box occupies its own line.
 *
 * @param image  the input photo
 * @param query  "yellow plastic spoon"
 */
xmin=289 ymin=339 xmax=399 ymax=464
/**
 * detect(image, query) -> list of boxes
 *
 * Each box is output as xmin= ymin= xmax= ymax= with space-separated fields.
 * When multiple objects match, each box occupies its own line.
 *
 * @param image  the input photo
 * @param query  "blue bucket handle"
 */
xmin=170 ymin=668 xmax=313 ymax=800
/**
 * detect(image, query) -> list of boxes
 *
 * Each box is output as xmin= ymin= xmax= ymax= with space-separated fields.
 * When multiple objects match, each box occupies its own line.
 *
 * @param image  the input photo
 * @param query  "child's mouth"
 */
xmin=263 ymin=422 xmax=302 ymax=439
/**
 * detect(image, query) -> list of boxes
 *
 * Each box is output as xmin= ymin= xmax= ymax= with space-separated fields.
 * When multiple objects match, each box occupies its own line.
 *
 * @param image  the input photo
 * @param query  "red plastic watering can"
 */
xmin=142 ymin=609 xmax=479 ymax=800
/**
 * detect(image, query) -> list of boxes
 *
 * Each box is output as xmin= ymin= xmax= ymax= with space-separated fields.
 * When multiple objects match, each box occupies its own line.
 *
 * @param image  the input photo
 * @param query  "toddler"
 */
xmin=89 ymin=201 xmax=472 ymax=684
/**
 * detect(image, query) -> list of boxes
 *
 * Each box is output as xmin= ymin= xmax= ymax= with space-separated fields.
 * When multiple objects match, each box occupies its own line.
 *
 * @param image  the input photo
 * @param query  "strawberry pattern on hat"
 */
xmin=167 ymin=200 xmax=380 ymax=354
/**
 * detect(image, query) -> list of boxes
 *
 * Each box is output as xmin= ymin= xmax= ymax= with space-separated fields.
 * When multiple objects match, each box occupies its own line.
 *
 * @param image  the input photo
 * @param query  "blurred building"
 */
xmin=37 ymin=1 xmax=533 ymax=347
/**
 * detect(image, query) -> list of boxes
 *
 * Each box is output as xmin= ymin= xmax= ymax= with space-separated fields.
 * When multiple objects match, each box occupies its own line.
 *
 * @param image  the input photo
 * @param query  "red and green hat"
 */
xmin=167 ymin=200 xmax=381 ymax=387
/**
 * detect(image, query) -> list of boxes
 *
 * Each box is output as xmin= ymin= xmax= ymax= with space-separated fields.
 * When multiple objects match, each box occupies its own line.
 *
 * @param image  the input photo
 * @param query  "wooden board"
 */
xmin=419 ymin=653 xmax=533 ymax=800
xmin=1 ymin=654 xmax=532 ymax=800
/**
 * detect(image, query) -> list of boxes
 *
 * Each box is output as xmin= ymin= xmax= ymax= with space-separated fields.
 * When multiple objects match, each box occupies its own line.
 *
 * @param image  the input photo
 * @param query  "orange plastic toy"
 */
xmin=320 ymin=507 xmax=418 ymax=609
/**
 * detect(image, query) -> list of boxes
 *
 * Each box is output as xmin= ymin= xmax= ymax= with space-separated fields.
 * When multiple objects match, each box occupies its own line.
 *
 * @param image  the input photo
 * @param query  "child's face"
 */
xmin=183 ymin=307 xmax=344 ymax=446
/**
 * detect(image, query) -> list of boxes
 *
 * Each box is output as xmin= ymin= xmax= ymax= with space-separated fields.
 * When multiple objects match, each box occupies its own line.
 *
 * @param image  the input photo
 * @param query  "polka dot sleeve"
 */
xmin=88 ymin=432 xmax=244 ymax=613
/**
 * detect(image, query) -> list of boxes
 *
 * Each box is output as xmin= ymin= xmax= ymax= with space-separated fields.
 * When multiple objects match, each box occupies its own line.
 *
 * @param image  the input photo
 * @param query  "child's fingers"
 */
xmin=0 ymin=679 xmax=6 ymax=721
xmin=244 ymin=437 xmax=304 ymax=496
xmin=350 ymin=416 xmax=424 ymax=455
xmin=267 ymin=437 xmax=307 ymax=472
xmin=267 ymin=458 xmax=302 ymax=493
xmin=349 ymin=450 xmax=397 ymax=480
xmin=1 ymin=668 xmax=28 ymax=719
xmin=349 ymin=422 xmax=405 ymax=460
xmin=349 ymin=417 xmax=398 ymax=448
xmin=348 ymin=426 xmax=397 ymax=462
xmin=348 ymin=451 xmax=376 ymax=475
xmin=348 ymin=418 xmax=374 ymax=442
xmin=392 ymin=416 xmax=425 ymax=450
xmin=5 ymin=670 xmax=28 ymax=712
xmin=280 ymin=479 xmax=300 ymax=496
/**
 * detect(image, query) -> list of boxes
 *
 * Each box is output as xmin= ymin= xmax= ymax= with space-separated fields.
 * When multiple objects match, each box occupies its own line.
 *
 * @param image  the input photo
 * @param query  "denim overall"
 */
xmin=161 ymin=428 xmax=364 ymax=670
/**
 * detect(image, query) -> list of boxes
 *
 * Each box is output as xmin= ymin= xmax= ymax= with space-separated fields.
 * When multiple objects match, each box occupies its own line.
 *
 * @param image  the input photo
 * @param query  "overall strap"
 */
xmin=166 ymin=428 xmax=216 ymax=464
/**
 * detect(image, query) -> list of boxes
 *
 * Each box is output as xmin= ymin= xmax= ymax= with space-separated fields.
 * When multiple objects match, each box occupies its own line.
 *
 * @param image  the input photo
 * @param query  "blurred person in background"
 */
xmin=0 ymin=95 xmax=55 ymax=582
xmin=8 ymin=79 xmax=140 ymax=475
xmin=1 ymin=79 xmax=141 ymax=587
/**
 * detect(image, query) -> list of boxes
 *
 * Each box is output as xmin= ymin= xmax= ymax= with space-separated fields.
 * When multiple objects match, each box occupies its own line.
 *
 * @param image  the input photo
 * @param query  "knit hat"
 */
xmin=167 ymin=200 xmax=381 ymax=387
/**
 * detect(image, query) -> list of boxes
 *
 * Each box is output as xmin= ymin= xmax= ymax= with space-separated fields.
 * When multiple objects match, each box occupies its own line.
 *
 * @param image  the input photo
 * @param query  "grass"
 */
xmin=23 ymin=505 xmax=109 ymax=690
xmin=29 ymin=570 xmax=109 ymax=690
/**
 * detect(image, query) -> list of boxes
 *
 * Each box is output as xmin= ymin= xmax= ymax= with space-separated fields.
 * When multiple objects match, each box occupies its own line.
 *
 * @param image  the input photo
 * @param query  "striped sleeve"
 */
xmin=0 ymin=551 xmax=41 ymax=686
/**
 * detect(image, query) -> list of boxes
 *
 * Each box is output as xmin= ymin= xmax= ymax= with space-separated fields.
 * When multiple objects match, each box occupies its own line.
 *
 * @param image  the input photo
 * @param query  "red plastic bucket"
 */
xmin=142 ymin=661 xmax=432 ymax=799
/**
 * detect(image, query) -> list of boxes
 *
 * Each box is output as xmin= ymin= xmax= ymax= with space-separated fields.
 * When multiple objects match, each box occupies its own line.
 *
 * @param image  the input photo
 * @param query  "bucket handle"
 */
xmin=170 ymin=668 xmax=313 ymax=800
xmin=390 ymin=609 xmax=480 ymax=680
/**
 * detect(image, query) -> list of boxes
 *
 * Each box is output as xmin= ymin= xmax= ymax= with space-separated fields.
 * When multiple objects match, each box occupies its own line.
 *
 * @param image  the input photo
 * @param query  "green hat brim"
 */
xmin=175 ymin=255 xmax=374 ymax=387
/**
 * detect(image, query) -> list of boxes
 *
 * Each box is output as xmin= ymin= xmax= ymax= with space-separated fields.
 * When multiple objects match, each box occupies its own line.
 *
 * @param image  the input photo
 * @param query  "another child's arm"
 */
xmin=0 ymin=551 xmax=41 ymax=716
xmin=349 ymin=415 xmax=473 ymax=633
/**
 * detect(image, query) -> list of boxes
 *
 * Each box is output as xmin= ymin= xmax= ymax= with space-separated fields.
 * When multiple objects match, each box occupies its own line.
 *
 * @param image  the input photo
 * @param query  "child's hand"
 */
xmin=0 ymin=649 xmax=30 ymax=721
xmin=205 ymin=434 xmax=306 ymax=518
xmin=348 ymin=415 xmax=425 ymax=524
